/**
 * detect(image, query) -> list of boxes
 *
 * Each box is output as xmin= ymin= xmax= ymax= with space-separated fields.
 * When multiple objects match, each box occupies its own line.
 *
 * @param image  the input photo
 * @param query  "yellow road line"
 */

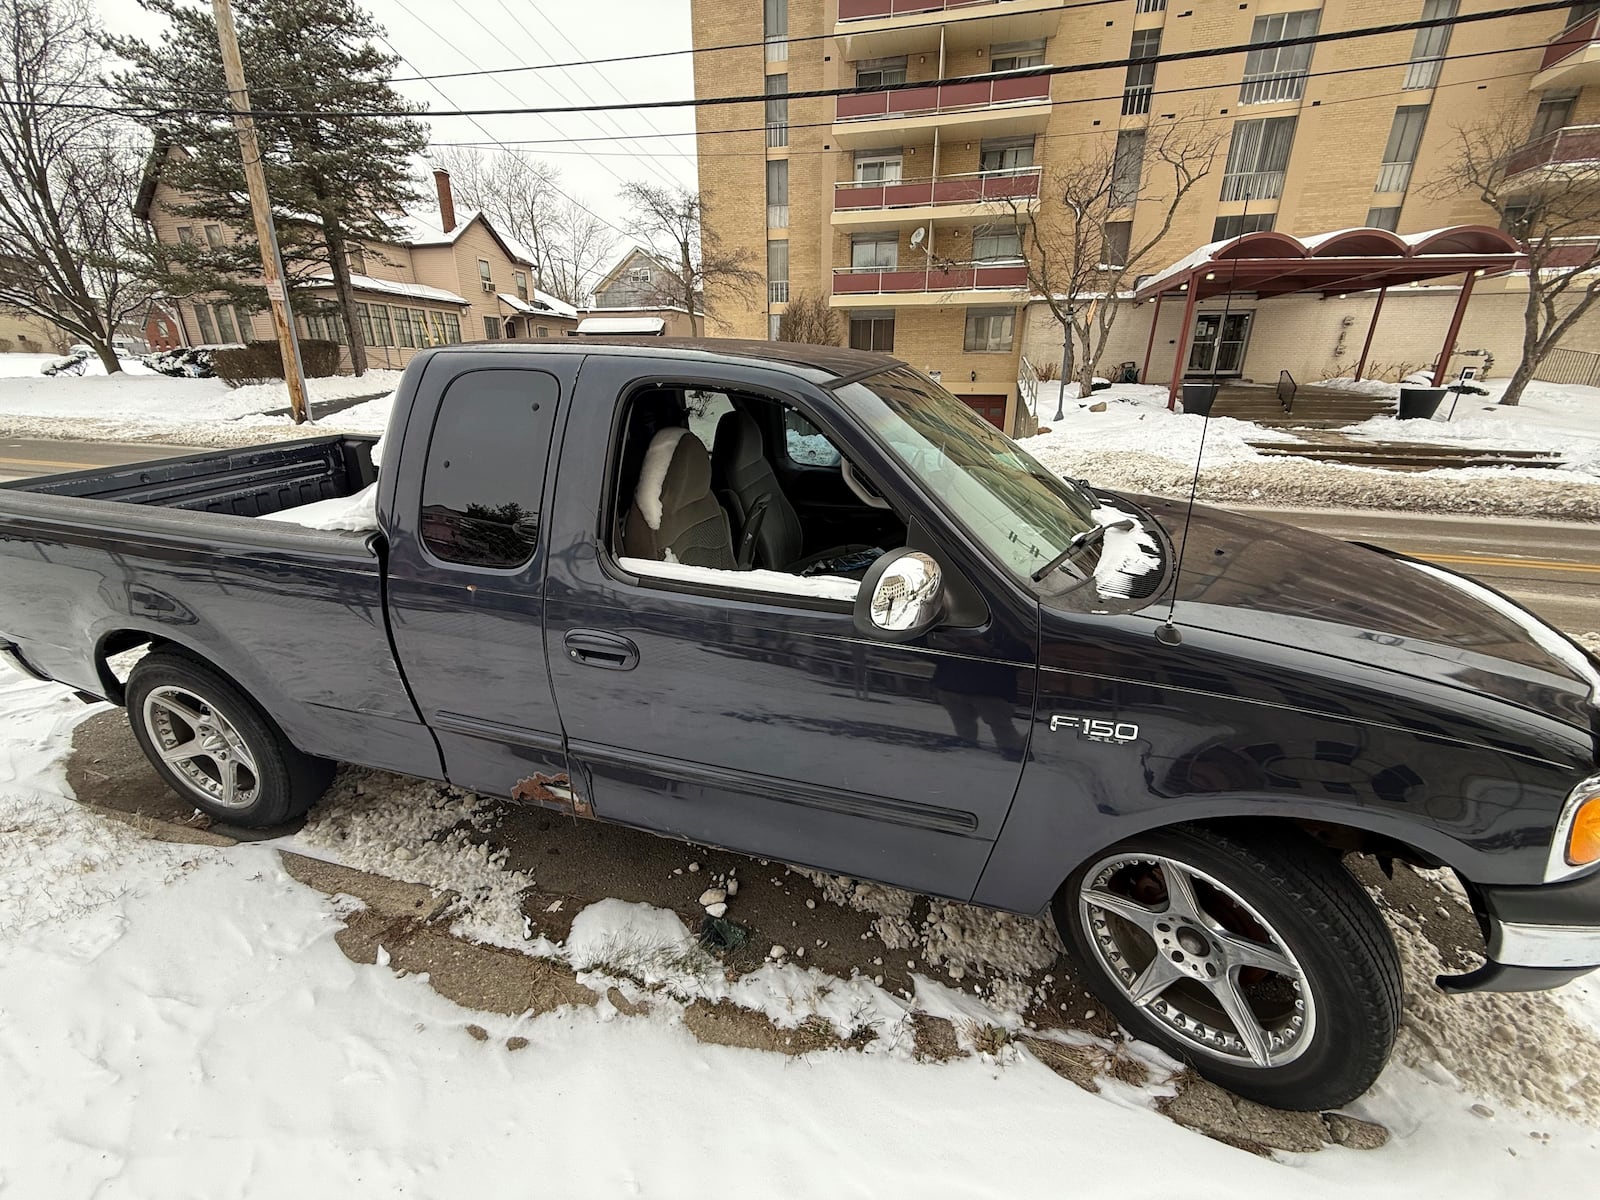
xmin=0 ymin=456 xmax=100 ymax=471
xmin=1421 ymin=553 xmax=1600 ymax=575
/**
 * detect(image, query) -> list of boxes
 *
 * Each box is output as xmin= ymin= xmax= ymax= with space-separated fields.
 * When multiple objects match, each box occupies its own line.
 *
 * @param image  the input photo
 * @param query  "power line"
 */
xmin=50 ymin=1 xmax=1581 ymax=122
xmin=419 ymin=35 xmax=1557 ymax=159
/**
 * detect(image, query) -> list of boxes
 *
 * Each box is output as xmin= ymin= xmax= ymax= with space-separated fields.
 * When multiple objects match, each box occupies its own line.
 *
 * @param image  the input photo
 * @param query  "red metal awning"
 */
xmin=1132 ymin=225 xmax=1527 ymax=408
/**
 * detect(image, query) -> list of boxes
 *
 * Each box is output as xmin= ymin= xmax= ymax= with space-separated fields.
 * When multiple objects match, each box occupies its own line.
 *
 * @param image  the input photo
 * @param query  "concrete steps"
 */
xmin=1248 ymin=438 xmax=1566 ymax=472
xmin=1205 ymin=383 xmax=1393 ymax=429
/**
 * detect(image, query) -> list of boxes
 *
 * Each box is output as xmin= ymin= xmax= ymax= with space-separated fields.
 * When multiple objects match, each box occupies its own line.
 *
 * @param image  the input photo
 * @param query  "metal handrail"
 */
xmin=834 ymin=165 xmax=1042 ymax=189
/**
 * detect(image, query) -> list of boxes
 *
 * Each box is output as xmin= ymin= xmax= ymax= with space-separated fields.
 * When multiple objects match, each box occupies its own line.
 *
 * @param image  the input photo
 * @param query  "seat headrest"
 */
xmin=712 ymin=409 xmax=766 ymax=473
xmin=635 ymin=428 xmax=713 ymax=530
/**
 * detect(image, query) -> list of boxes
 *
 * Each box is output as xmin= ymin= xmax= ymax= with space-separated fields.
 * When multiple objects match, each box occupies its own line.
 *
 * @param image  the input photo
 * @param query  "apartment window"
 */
xmin=979 ymin=138 xmax=1033 ymax=175
xmin=370 ymin=305 xmax=391 ymax=346
xmin=193 ymin=302 xmax=217 ymax=344
xmin=989 ymin=39 xmax=1045 ymax=72
xmin=444 ymin=313 xmax=462 ymax=344
xmin=477 ymin=259 xmax=493 ymax=289
xmin=1102 ymin=221 xmax=1132 ymax=268
xmin=973 ymin=224 xmax=1022 ymax=261
xmin=204 ymin=224 xmax=225 ymax=248
xmin=849 ymin=309 xmax=895 ymax=351
xmin=1123 ymin=29 xmax=1160 ymax=117
xmin=851 ymin=232 xmax=898 ymax=271
xmin=480 ymin=315 xmax=500 ymax=341
xmin=764 ymin=0 xmax=787 ymax=62
xmin=1569 ymin=3 xmax=1600 ymax=23
xmin=854 ymin=149 xmax=904 ymax=182
xmin=964 ymin=307 xmax=1015 ymax=352
xmin=856 ymin=57 xmax=907 ymax=88
xmin=1531 ymin=92 xmax=1577 ymax=141
xmin=765 ymin=74 xmax=789 ymax=148
xmin=1240 ymin=10 xmax=1319 ymax=105
xmin=628 ymin=265 xmax=651 ymax=284
xmin=1404 ymin=0 xmax=1457 ymax=90
xmin=1111 ymin=129 xmax=1145 ymax=207
xmin=1211 ymin=212 xmax=1277 ymax=240
xmin=536 ymin=326 xmax=548 ymax=338
xmin=176 ymin=226 xmax=195 ymax=245
xmin=1376 ymin=105 xmax=1429 ymax=193
xmin=769 ymin=313 xmax=783 ymax=341
xmin=1220 ymin=116 xmax=1297 ymax=201
xmin=1136 ymin=0 xmax=1166 ymax=10
xmin=1365 ymin=206 xmax=1401 ymax=231
xmin=348 ymin=247 xmax=367 ymax=275
xmin=1501 ymin=202 xmax=1533 ymax=236
xmin=767 ymin=239 xmax=789 ymax=304
xmin=411 ymin=310 xmax=431 ymax=347
xmin=357 ymin=303 xmax=375 ymax=346
xmin=514 ymin=271 xmax=528 ymax=300
xmin=766 ymin=159 xmax=789 ymax=228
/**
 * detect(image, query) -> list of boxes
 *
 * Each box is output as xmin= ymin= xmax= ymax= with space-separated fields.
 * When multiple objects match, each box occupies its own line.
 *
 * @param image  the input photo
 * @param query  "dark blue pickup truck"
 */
xmin=2 ymin=340 xmax=1597 ymax=1109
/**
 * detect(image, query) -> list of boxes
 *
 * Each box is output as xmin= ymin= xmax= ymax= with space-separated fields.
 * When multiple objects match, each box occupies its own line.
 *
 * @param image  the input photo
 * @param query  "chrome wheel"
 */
xmin=141 ymin=684 xmax=260 ymax=810
xmin=1078 ymin=852 xmax=1316 ymax=1068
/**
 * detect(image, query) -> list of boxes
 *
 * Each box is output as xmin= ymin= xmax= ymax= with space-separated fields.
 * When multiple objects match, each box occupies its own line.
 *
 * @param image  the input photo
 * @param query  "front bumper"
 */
xmin=1440 ymin=867 xmax=1600 ymax=993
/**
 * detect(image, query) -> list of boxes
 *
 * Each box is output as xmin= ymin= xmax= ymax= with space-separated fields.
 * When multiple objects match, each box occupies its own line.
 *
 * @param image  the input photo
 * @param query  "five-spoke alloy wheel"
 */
xmin=1056 ymin=825 xmax=1402 ymax=1111
xmin=126 ymin=649 xmax=334 ymax=828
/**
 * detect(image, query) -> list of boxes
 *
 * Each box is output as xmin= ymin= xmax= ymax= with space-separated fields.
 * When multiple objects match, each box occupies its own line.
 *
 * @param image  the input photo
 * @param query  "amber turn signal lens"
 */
xmin=1566 ymin=795 xmax=1600 ymax=868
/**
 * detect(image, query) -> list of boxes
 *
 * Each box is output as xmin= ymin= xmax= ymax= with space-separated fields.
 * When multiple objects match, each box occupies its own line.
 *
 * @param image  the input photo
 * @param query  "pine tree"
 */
xmin=107 ymin=0 xmax=427 ymax=375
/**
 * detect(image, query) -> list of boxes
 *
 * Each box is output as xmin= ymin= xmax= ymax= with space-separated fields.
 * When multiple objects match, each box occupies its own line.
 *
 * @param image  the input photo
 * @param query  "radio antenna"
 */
xmin=1157 ymin=194 xmax=1250 ymax=646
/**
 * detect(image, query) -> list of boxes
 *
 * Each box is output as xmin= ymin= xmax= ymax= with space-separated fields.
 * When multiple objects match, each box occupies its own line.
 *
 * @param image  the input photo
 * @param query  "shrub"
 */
xmin=212 ymin=339 xmax=341 ymax=387
xmin=143 ymin=347 xmax=218 ymax=378
xmin=1034 ymin=359 xmax=1059 ymax=382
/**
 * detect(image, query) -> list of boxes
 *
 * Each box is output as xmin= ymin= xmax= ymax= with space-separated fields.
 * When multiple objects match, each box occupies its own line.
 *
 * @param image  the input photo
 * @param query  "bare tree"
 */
xmin=1001 ymin=114 xmax=1224 ymax=395
xmin=542 ymin=196 xmax=616 ymax=308
xmin=433 ymin=145 xmax=562 ymax=284
xmin=776 ymin=292 xmax=841 ymax=345
xmin=0 ymin=0 xmax=155 ymax=373
xmin=617 ymin=181 xmax=759 ymax=335
xmin=1423 ymin=105 xmax=1600 ymax=406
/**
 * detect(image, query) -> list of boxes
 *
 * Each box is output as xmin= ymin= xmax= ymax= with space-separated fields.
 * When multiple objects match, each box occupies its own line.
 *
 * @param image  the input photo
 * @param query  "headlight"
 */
xmin=1548 ymin=773 xmax=1600 ymax=881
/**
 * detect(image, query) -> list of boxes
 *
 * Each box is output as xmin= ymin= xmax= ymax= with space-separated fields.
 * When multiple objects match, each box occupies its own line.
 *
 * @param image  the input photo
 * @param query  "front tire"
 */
xmin=126 ymin=649 xmax=334 ymax=827
xmin=1055 ymin=824 xmax=1401 ymax=1111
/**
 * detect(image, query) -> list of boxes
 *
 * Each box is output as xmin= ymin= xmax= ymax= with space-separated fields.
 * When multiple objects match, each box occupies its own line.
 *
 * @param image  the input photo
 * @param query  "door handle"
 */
xmin=564 ymin=630 xmax=639 ymax=671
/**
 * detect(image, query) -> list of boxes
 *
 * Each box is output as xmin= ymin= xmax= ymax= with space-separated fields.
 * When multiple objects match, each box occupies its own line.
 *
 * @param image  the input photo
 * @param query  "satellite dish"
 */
xmin=910 ymin=227 xmax=926 ymax=248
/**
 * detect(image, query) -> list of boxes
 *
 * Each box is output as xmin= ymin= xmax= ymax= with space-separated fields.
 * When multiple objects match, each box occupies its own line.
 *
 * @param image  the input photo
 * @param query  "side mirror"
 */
xmin=854 ymin=549 xmax=945 ymax=641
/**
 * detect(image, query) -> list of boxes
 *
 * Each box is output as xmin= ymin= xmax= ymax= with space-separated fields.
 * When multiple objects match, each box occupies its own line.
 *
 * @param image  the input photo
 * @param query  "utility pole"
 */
xmin=211 ymin=0 xmax=310 ymax=424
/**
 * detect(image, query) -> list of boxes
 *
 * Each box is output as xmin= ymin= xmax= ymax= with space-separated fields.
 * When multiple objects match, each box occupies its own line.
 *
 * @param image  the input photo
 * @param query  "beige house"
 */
xmin=691 ymin=0 xmax=1600 ymax=433
xmin=135 ymin=158 xmax=581 ymax=369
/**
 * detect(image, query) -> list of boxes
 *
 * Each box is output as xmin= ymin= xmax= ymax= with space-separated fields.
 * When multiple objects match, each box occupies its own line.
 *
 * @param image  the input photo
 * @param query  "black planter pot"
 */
xmin=1398 ymin=386 xmax=1446 ymax=420
xmin=1181 ymin=383 xmax=1220 ymax=417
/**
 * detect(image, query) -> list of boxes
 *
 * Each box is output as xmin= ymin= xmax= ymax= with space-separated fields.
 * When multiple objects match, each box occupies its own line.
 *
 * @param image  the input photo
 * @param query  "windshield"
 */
xmin=837 ymin=367 xmax=1098 ymax=580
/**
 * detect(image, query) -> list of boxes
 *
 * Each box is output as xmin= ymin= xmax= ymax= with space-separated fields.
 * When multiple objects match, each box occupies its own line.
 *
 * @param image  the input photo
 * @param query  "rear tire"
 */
xmin=126 ymin=649 xmax=334 ymax=827
xmin=1054 ymin=824 xmax=1401 ymax=1111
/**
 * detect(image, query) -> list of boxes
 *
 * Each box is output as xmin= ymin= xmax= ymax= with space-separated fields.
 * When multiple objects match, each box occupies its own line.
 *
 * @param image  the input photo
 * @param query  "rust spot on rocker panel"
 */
xmin=511 ymin=772 xmax=592 ymax=818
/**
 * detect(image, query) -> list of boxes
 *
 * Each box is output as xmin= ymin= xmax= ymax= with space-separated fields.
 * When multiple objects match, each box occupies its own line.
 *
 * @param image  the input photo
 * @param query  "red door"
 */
xmin=958 ymin=394 xmax=1007 ymax=430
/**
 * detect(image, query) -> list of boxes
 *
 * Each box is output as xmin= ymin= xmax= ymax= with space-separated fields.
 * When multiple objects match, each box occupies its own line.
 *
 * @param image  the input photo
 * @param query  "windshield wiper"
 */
xmin=1029 ymin=518 xmax=1134 ymax=583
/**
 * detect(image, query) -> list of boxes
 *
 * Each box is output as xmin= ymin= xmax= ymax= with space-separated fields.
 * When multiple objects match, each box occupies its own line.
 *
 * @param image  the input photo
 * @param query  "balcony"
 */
xmin=1503 ymin=126 xmax=1600 ymax=188
xmin=833 ymin=0 xmax=1063 ymax=60
xmin=832 ymin=73 xmax=1051 ymax=148
xmin=832 ymin=167 xmax=1041 ymax=225
xmin=831 ymin=261 xmax=1028 ymax=306
xmin=1531 ymin=12 xmax=1600 ymax=91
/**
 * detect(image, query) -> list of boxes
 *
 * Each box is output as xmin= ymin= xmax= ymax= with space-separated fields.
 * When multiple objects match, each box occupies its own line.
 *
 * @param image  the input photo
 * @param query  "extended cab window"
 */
xmin=420 ymin=369 xmax=558 ymax=568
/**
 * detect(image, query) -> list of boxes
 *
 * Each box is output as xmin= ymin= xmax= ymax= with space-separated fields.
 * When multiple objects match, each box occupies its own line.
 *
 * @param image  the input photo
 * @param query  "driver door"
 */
xmin=542 ymin=356 xmax=1038 ymax=900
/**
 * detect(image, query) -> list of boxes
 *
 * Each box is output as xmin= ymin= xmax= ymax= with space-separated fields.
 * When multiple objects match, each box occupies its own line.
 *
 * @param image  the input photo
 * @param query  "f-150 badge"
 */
xmin=1050 ymin=714 xmax=1139 ymax=743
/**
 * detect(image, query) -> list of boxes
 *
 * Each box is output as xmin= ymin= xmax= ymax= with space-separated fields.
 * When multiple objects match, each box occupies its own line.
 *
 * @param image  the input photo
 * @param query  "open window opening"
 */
xmin=608 ymin=383 xmax=907 ymax=602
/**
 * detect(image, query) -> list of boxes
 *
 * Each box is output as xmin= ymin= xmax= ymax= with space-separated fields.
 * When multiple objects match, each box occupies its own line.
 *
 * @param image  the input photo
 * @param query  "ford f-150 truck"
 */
xmin=2 ymin=339 xmax=1597 ymax=1110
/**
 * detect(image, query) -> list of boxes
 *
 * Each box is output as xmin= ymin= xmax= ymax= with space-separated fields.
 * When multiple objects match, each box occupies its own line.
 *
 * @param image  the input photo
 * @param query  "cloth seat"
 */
xmin=622 ymin=428 xmax=736 ymax=569
xmin=711 ymin=410 xmax=870 ymax=574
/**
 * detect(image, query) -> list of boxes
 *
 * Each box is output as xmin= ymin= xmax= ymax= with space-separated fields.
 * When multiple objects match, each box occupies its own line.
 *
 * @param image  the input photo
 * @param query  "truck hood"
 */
xmin=1067 ymin=498 xmax=1600 ymax=739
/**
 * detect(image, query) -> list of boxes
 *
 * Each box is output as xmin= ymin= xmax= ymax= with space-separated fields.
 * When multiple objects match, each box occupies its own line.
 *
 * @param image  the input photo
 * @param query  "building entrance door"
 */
xmin=1186 ymin=312 xmax=1253 ymax=376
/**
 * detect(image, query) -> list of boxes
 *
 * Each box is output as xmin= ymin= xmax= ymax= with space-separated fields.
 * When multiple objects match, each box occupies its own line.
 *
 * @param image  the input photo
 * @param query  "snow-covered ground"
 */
xmin=4 ymin=657 xmax=1600 ymax=1195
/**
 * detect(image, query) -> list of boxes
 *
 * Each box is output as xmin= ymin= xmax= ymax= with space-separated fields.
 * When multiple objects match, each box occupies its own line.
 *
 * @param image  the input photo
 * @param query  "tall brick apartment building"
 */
xmin=689 ymin=0 xmax=1600 ymax=433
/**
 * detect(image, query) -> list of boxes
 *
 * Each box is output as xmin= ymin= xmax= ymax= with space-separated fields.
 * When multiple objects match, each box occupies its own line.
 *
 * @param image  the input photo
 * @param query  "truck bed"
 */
xmin=0 ymin=433 xmax=438 ymax=783
xmin=2 ymin=435 xmax=378 ymax=517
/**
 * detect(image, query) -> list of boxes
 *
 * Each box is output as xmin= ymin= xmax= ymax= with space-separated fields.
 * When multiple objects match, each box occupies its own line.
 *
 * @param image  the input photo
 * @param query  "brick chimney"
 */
xmin=433 ymin=167 xmax=456 ymax=232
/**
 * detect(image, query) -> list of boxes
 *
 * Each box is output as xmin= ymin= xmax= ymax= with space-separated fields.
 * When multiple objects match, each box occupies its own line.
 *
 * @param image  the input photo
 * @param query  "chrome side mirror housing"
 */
xmin=854 ymin=549 xmax=945 ymax=642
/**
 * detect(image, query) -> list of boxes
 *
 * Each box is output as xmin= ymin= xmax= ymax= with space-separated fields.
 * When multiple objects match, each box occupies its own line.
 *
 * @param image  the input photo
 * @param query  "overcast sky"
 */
xmin=95 ymin=0 xmax=699 ymax=237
